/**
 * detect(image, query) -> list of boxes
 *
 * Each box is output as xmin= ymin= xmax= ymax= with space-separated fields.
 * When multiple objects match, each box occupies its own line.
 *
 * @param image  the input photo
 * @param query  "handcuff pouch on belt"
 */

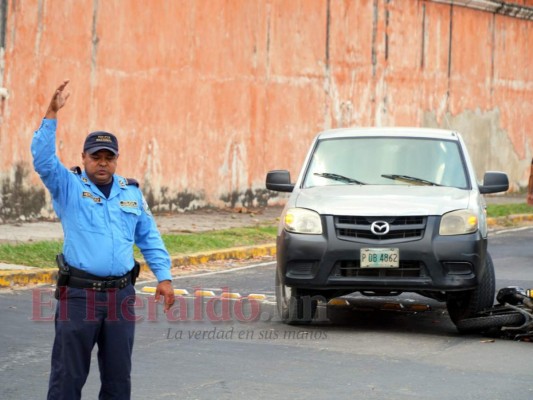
xmin=54 ymin=253 xmax=71 ymax=300
xmin=131 ymin=260 xmax=140 ymax=286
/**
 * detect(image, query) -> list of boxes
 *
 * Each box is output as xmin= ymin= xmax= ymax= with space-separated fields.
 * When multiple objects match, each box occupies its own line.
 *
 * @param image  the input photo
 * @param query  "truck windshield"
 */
xmin=303 ymin=137 xmax=469 ymax=189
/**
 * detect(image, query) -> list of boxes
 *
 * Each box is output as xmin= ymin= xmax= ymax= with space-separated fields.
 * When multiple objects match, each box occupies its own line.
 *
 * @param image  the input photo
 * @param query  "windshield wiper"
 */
xmin=314 ymin=172 xmax=366 ymax=185
xmin=381 ymin=174 xmax=442 ymax=186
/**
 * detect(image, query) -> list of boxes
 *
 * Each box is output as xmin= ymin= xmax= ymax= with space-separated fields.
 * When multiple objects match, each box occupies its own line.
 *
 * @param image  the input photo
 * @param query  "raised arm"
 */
xmin=31 ymin=80 xmax=73 ymax=209
xmin=45 ymin=80 xmax=70 ymax=119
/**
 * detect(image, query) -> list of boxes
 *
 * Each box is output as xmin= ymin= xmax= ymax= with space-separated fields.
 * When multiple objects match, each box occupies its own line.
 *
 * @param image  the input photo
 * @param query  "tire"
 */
xmin=456 ymin=311 xmax=525 ymax=333
xmin=275 ymin=271 xmax=317 ymax=325
xmin=446 ymin=252 xmax=496 ymax=325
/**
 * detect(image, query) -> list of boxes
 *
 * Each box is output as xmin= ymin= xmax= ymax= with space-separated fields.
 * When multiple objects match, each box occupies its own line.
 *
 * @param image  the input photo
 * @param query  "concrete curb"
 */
xmin=487 ymin=213 xmax=533 ymax=228
xmin=0 ymin=244 xmax=276 ymax=289
xmin=0 ymin=268 xmax=58 ymax=288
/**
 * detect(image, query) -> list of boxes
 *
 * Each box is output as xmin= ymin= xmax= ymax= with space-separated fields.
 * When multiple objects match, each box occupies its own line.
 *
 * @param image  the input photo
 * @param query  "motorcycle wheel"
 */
xmin=456 ymin=310 xmax=525 ymax=333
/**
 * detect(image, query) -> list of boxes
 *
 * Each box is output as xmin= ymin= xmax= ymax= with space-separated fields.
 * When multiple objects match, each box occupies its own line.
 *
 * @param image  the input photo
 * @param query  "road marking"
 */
xmin=193 ymin=290 xmax=216 ymax=297
xmin=220 ymin=292 xmax=242 ymax=299
xmin=137 ymin=260 xmax=277 ymax=302
xmin=138 ymin=288 xmax=272 ymax=302
xmin=328 ymin=298 xmax=349 ymax=306
xmin=135 ymin=260 xmax=276 ymax=285
xmin=247 ymin=294 xmax=267 ymax=300
xmin=492 ymin=226 xmax=533 ymax=235
xmin=141 ymin=287 xmax=189 ymax=295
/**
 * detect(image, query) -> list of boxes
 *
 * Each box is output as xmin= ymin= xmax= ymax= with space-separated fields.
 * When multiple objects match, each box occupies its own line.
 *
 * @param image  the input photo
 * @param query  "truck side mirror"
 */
xmin=266 ymin=170 xmax=294 ymax=193
xmin=479 ymin=171 xmax=509 ymax=194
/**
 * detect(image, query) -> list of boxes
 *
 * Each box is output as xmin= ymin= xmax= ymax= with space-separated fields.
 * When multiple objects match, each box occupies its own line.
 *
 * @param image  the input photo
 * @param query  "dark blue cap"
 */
xmin=83 ymin=131 xmax=119 ymax=155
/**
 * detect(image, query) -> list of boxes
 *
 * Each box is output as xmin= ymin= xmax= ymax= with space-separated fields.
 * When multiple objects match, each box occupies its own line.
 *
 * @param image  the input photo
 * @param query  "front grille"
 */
xmin=333 ymin=260 xmax=425 ymax=278
xmin=335 ymin=215 xmax=426 ymax=243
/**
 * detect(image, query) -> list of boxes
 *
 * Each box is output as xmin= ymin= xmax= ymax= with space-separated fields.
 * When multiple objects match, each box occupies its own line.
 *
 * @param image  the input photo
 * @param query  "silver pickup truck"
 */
xmin=266 ymin=127 xmax=509 ymax=328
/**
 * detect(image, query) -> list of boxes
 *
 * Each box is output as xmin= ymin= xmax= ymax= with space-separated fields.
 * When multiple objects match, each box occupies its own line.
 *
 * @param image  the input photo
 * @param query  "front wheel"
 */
xmin=456 ymin=309 xmax=525 ymax=333
xmin=275 ymin=271 xmax=317 ymax=325
xmin=446 ymin=253 xmax=496 ymax=325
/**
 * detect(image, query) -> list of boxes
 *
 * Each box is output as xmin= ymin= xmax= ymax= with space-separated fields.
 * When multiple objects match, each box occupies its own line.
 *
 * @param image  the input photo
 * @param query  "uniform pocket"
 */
xmin=76 ymin=199 xmax=105 ymax=233
xmin=120 ymin=206 xmax=141 ymax=236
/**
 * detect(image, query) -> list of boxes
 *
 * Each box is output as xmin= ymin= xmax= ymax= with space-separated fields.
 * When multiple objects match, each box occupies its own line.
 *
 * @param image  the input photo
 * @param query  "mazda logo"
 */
xmin=370 ymin=221 xmax=390 ymax=235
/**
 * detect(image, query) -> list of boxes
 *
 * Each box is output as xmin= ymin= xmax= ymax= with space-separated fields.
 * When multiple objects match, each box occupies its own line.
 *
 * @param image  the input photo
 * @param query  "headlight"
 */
xmin=284 ymin=208 xmax=322 ymax=234
xmin=439 ymin=210 xmax=478 ymax=236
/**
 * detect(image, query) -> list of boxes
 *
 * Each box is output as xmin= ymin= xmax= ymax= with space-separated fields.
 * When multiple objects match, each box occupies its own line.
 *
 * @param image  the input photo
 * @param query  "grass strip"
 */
xmin=0 ymin=226 xmax=277 ymax=269
xmin=485 ymin=203 xmax=532 ymax=218
xmin=0 ymin=241 xmax=63 ymax=269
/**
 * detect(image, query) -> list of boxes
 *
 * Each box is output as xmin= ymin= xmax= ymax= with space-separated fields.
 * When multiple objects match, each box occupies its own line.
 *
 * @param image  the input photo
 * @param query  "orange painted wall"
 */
xmin=0 ymin=0 xmax=532 ymax=219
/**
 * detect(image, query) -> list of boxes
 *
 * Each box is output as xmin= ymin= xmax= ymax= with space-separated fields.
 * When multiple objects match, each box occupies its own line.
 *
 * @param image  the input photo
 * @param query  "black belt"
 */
xmin=67 ymin=266 xmax=132 ymax=291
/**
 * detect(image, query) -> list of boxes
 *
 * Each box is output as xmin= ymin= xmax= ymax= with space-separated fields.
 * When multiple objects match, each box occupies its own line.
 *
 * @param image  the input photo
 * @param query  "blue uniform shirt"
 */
xmin=31 ymin=119 xmax=172 ymax=281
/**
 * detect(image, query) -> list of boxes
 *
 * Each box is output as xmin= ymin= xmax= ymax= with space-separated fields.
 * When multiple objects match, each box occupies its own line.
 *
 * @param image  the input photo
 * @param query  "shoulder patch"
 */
xmin=126 ymin=178 xmax=139 ymax=187
xmin=142 ymin=195 xmax=153 ymax=216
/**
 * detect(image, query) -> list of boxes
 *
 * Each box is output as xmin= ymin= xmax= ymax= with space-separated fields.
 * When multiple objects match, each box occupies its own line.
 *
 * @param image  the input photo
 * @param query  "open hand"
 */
xmin=45 ymin=80 xmax=70 ymax=119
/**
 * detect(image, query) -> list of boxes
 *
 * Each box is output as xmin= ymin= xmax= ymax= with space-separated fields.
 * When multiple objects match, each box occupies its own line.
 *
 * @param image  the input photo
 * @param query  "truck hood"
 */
xmin=294 ymin=185 xmax=474 ymax=216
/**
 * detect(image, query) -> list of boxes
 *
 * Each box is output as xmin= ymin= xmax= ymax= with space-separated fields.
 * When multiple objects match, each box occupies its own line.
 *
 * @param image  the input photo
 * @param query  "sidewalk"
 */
xmin=0 ymin=206 xmax=283 ymax=244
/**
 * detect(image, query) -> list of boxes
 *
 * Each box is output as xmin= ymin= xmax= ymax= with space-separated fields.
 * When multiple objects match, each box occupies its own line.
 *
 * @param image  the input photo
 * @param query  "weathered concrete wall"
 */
xmin=0 ymin=0 xmax=532 ymax=221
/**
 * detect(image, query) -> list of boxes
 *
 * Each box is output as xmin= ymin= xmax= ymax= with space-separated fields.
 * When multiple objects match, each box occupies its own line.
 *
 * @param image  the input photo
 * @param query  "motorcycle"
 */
xmin=456 ymin=286 xmax=533 ymax=341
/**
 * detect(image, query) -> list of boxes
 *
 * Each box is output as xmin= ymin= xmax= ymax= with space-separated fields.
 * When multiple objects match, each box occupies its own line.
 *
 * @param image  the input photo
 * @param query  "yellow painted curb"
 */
xmin=0 ymin=243 xmax=276 ymax=288
xmin=508 ymin=214 xmax=533 ymax=222
xmin=487 ymin=214 xmax=533 ymax=228
xmin=0 ymin=268 xmax=57 ymax=288
xmin=140 ymin=244 xmax=277 ymax=273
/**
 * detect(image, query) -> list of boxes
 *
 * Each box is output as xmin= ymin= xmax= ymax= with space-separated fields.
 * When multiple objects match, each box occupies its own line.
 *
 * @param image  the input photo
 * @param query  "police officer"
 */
xmin=32 ymin=80 xmax=175 ymax=400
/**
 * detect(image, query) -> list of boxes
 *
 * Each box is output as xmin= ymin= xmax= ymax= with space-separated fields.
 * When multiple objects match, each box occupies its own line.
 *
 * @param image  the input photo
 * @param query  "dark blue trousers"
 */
xmin=47 ymin=285 xmax=136 ymax=400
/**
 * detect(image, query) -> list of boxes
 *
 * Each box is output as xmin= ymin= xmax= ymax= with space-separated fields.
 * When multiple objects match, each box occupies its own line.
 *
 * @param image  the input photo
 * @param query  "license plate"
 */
xmin=360 ymin=248 xmax=399 ymax=268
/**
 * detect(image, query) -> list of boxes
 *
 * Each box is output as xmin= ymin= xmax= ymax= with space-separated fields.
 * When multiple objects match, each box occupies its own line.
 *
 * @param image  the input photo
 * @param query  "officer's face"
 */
xmin=82 ymin=150 xmax=118 ymax=185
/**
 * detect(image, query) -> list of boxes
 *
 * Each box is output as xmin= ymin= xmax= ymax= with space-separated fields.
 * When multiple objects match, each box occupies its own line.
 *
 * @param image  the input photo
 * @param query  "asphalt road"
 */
xmin=1 ymin=227 xmax=533 ymax=399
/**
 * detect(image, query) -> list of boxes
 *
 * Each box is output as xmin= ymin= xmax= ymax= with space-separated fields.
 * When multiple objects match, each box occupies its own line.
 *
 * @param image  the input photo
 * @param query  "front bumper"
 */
xmin=277 ymin=215 xmax=487 ymax=293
